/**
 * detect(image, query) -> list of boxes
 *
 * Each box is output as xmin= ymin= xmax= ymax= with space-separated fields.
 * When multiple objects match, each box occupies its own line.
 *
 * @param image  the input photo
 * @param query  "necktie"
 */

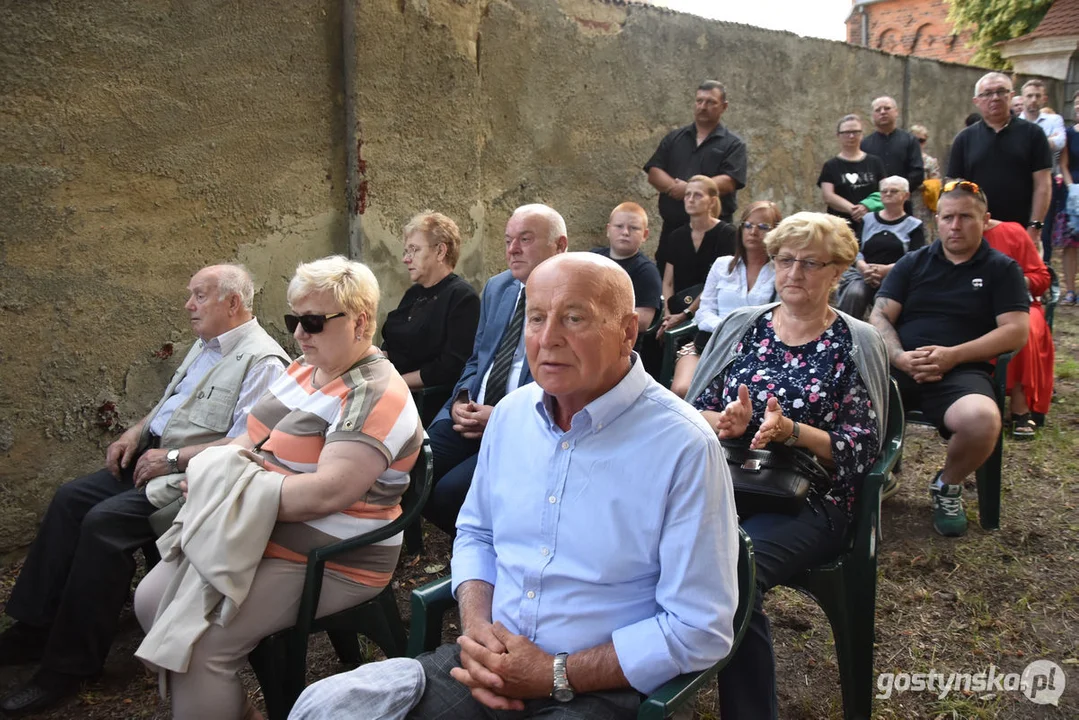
xmin=483 ymin=289 xmax=526 ymax=407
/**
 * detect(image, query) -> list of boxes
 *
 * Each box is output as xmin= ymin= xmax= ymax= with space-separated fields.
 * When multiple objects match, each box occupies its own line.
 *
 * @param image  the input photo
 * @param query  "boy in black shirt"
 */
xmin=592 ymin=202 xmax=663 ymax=334
xmin=871 ymin=180 xmax=1029 ymax=537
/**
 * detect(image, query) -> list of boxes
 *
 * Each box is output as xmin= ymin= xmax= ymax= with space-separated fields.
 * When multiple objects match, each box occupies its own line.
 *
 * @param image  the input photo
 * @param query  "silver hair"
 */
xmin=880 ymin=175 xmax=910 ymax=194
xmin=511 ymin=204 xmax=568 ymax=244
xmin=215 ymin=264 xmax=255 ymax=310
xmin=974 ymin=72 xmax=1012 ymax=97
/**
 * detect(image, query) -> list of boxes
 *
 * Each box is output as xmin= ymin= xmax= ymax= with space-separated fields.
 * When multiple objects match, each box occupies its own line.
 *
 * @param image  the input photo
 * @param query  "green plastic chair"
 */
xmin=783 ymin=377 xmax=904 ymax=720
xmin=658 ymin=320 xmax=697 ymax=390
xmin=903 ymin=353 xmax=1011 ymax=531
xmin=407 ymin=528 xmax=757 ymax=719
xmin=248 ymin=439 xmax=434 ymax=720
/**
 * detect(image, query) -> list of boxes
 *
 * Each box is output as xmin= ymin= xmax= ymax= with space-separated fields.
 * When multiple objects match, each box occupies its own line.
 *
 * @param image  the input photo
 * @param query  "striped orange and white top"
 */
xmin=247 ymin=354 xmax=423 ymax=587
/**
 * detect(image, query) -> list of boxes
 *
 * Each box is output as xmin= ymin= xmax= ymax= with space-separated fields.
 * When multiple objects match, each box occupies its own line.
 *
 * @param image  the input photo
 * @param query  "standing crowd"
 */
xmin=0 ymin=70 xmax=1064 ymax=720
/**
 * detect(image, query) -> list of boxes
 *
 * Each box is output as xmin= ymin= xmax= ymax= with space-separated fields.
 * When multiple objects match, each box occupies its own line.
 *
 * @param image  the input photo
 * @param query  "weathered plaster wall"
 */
xmin=0 ymin=0 xmax=346 ymax=556
xmin=0 ymin=0 xmax=1052 ymax=556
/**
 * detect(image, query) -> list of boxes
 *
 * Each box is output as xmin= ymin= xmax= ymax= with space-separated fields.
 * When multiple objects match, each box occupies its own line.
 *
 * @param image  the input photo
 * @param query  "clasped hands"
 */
xmin=702 ymin=383 xmax=792 ymax=448
xmin=898 ymin=345 xmax=956 ymax=384
xmin=452 ymin=400 xmax=494 ymax=440
xmin=450 ymin=621 xmax=553 ymax=711
xmin=105 ymin=429 xmax=172 ymax=487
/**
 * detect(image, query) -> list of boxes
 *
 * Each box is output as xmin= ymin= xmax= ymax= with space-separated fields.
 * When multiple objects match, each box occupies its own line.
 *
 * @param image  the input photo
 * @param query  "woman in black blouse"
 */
xmin=381 ymin=211 xmax=480 ymax=395
xmin=657 ymin=174 xmax=736 ymax=335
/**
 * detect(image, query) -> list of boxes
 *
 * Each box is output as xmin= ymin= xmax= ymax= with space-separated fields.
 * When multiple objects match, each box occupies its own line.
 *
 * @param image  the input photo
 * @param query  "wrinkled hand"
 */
xmin=105 ymin=429 xmax=140 ymax=479
xmin=849 ymin=204 xmax=868 ymax=221
xmin=910 ymin=345 xmax=956 ymax=383
xmin=451 ymin=622 xmax=553 ymax=710
xmin=452 ymin=401 xmax=494 ymax=440
xmin=133 ymin=448 xmax=171 ymax=487
xmin=863 ymin=264 xmax=883 ymax=288
xmin=751 ymin=396 xmax=788 ymax=449
xmin=668 ymin=180 xmax=688 ymax=200
xmin=657 ymin=311 xmax=686 ymax=340
xmin=711 ymin=383 xmax=752 ymax=439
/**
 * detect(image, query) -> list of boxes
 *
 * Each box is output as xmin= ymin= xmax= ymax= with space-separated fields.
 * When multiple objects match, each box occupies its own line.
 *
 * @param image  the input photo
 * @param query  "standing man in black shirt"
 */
xmin=948 ymin=72 xmax=1053 ymax=248
xmin=861 ymin=96 xmax=924 ymax=215
xmin=644 ymin=80 xmax=747 ymax=272
xmin=870 ymin=181 xmax=1029 ymax=537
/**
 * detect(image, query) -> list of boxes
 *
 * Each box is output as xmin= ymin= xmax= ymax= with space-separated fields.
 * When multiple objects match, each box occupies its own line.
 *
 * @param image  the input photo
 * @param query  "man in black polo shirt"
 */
xmin=861 ymin=96 xmax=924 ymax=215
xmin=948 ymin=71 xmax=1052 ymax=248
xmin=644 ymin=79 xmax=747 ymax=271
xmin=871 ymin=181 xmax=1029 ymax=537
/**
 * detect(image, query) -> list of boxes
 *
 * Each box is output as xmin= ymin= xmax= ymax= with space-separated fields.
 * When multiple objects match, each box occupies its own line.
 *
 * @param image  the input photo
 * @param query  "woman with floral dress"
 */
xmin=685 ymin=212 xmax=889 ymax=719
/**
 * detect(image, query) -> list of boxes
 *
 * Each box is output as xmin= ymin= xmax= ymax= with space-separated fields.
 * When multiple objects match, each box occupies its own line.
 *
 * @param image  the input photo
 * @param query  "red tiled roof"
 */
xmin=1025 ymin=0 xmax=1079 ymax=40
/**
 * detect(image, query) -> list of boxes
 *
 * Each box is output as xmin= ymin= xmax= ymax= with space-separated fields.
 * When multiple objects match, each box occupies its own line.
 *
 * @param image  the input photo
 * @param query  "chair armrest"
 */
xmin=408 ymin=576 xmax=456 ymax=657
xmin=638 ymin=669 xmax=723 ymax=720
xmin=664 ymin=320 xmax=698 ymax=344
xmin=992 ymin=352 xmax=1014 ymax=413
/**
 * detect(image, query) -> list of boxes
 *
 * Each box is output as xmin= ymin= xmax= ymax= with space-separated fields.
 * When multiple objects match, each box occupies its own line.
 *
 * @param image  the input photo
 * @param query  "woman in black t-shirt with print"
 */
xmin=818 ymin=114 xmax=885 ymax=236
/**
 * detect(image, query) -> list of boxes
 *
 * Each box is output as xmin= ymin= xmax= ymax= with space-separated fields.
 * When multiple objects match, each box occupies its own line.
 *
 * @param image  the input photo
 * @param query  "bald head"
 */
xmin=524 ymin=253 xmax=638 ymax=422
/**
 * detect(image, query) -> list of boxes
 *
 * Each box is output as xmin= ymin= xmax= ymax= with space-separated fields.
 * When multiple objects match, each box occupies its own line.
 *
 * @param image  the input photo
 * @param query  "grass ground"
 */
xmin=1 ymin=302 xmax=1077 ymax=719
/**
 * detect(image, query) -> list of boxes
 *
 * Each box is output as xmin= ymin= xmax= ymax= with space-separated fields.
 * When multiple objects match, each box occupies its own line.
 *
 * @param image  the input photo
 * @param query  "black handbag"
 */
xmin=666 ymin=283 xmax=704 ymax=315
xmin=721 ymin=439 xmax=830 ymax=516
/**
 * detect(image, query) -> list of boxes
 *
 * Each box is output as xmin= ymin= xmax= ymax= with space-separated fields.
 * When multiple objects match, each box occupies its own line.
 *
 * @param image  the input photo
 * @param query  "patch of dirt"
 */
xmin=2 ymin=304 xmax=1078 ymax=719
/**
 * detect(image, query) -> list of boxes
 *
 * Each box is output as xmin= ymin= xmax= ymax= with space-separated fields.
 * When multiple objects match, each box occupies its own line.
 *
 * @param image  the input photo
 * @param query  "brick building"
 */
xmin=846 ymin=0 xmax=978 ymax=65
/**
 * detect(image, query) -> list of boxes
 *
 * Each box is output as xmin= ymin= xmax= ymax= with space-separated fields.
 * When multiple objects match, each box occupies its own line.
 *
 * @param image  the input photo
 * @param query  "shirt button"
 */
xmin=541 ymin=547 xmax=549 ymax=556
xmin=526 ymin=591 xmax=536 ymax=599
xmin=548 ymin=495 xmax=557 ymax=504
xmin=561 ymin=441 xmax=569 ymax=450
xmin=597 ymin=423 xmax=603 ymax=430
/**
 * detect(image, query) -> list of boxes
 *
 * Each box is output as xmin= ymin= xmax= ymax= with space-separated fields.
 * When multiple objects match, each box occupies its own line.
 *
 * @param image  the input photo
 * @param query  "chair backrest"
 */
xmin=730 ymin=527 xmax=757 ymax=650
xmin=400 ymin=436 xmax=434 ymax=525
xmin=848 ymin=378 xmax=904 ymax=557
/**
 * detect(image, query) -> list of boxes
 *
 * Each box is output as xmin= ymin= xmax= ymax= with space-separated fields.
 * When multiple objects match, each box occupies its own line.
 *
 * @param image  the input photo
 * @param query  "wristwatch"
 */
xmin=551 ymin=652 xmax=575 ymax=702
xmin=166 ymin=448 xmax=181 ymax=473
xmin=783 ymin=420 xmax=801 ymax=447
xmin=1028 ymin=220 xmax=1045 ymax=230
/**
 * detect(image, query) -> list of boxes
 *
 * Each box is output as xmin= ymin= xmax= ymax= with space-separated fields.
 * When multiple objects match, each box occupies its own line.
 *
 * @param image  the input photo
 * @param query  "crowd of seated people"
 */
xmin=0 ymin=70 xmax=1061 ymax=720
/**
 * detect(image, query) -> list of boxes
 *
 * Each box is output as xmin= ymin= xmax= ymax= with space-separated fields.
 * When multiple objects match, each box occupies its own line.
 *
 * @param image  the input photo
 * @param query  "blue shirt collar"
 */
xmin=533 ymin=353 xmax=649 ymax=434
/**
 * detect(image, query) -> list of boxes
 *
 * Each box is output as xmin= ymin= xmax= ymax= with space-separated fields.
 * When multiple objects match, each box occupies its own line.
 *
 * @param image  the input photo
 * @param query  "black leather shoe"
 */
xmin=0 ymin=623 xmax=48 ymax=667
xmin=0 ymin=676 xmax=79 ymax=717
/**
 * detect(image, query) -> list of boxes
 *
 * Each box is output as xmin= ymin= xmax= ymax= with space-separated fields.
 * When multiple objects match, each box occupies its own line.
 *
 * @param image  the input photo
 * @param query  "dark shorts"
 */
xmin=893 ymin=366 xmax=996 ymax=438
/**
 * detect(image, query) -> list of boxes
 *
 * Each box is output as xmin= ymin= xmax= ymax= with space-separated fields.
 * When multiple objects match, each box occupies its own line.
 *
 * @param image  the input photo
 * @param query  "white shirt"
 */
xmin=696 ymin=257 xmax=776 ymax=334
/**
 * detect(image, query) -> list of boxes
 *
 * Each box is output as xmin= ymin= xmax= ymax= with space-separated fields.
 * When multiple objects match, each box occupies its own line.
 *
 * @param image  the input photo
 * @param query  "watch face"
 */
xmin=553 ymin=688 xmax=575 ymax=703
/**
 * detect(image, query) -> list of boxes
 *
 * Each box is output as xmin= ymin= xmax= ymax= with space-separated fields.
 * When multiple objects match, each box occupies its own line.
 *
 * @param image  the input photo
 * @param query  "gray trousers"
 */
xmin=290 ymin=643 xmax=641 ymax=720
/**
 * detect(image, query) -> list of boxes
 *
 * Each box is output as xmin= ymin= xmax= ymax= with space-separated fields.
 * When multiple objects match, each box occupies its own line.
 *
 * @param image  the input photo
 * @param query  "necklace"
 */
xmin=773 ymin=307 xmax=833 ymax=345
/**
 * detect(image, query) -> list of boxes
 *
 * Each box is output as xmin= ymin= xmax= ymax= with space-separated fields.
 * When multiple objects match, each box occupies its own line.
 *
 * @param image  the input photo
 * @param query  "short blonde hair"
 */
xmin=287 ymin=255 xmax=380 ymax=342
xmin=764 ymin=213 xmax=858 ymax=271
xmin=403 ymin=211 xmax=462 ymax=268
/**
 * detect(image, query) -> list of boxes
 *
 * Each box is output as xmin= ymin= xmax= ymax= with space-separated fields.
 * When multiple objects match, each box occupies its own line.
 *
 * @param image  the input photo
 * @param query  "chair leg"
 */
xmin=975 ymin=432 xmax=1002 ymax=530
xmin=404 ymin=520 xmax=424 ymax=556
xmin=249 ymin=636 xmax=294 ymax=720
xmin=327 ymin=630 xmax=363 ymax=665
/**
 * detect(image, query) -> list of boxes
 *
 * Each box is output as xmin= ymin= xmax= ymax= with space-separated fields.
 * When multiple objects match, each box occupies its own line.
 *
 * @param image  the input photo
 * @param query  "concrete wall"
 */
xmin=0 ymin=0 xmax=1048 ymax=556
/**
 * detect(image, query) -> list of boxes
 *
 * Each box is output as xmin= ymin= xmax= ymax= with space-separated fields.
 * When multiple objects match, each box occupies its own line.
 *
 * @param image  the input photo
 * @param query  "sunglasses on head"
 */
xmin=284 ymin=312 xmax=347 ymax=334
xmin=942 ymin=179 xmax=982 ymax=195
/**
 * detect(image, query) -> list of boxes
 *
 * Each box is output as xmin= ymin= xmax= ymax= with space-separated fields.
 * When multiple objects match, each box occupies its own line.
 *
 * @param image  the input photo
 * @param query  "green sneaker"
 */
xmin=930 ymin=475 xmax=967 ymax=537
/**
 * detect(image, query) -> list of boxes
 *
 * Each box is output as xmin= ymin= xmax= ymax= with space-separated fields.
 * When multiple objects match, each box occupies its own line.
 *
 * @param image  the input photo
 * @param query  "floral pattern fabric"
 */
xmin=692 ymin=311 xmax=878 ymax=519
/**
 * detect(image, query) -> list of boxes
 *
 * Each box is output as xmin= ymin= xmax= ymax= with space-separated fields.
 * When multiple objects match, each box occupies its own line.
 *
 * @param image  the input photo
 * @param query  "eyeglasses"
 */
xmin=770 ymin=255 xmax=834 ymax=273
xmin=837 ymin=130 xmax=862 ymax=137
xmin=403 ymin=241 xmax=442 ymax=259
xmin=879 ymin=189 xmax=904 ymax=196
xmin=942 ymin=179 xmax=982 ymax=195
xmin=976 ymin=88 xmax=1011 ymax=100
xmin=284 ymin=312 xmax=347 ymax=334
xmin=742 ymin=222 xmax=774 ymax=232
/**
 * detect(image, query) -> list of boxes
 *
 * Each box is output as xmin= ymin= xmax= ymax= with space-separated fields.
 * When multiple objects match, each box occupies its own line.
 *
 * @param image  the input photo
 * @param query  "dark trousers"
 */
xmin=717 ymin=501 xmax=849 ymax=719
xmin=836 ymin=269 xmax=877 ymax=321
xmin=5 ymin=466 xmax=157 ymax=677
xmin=1043 ymin=178 xmax=1065 ymax=263
xmin=422 ymin=419 xmax=481 ymax=535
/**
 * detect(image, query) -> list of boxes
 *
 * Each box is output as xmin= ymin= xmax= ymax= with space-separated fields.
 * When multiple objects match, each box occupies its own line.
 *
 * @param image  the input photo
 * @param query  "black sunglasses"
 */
xmin=284 ymin=312 xmax=347 ymax=334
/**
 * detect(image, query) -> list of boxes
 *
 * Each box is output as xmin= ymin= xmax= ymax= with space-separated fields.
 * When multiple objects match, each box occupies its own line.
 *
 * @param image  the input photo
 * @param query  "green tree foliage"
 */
xmin=946 ymin=0 xmax=1053 ymax=68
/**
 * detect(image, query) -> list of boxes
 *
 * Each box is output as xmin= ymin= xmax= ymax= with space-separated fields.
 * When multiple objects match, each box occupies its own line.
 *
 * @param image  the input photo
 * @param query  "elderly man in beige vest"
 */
xmin=0 ymin=264 xmax=289 ymax=717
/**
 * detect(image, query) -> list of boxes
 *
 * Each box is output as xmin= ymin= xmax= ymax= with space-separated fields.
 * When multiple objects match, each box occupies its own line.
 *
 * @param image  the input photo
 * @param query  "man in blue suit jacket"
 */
xmin=424 ymin=204 xmax=569 ymax=533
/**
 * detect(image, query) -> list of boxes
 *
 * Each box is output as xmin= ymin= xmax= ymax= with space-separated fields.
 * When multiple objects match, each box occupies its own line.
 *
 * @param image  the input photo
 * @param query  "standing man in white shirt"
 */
xmin=1021 ymin=79 xmax=1066 ymax=261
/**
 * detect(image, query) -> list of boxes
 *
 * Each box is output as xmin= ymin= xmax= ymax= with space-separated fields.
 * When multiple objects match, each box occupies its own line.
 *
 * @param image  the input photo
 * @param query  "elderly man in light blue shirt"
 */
xmin=292 ymin=252 xmax=739 ymax=720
